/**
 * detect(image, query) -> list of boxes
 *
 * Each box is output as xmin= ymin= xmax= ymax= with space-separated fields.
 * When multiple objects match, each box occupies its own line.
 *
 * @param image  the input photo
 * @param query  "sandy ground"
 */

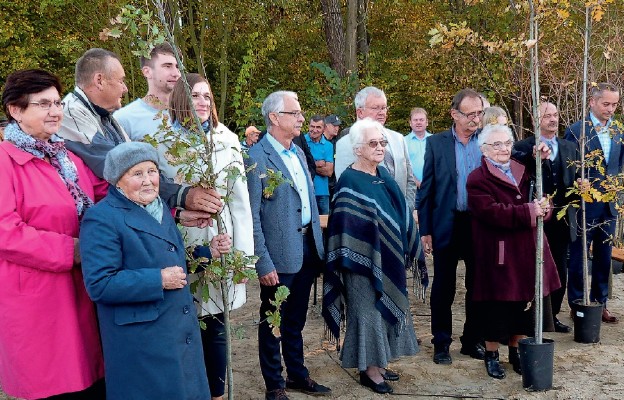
xmin=4 ymin=259 xmax=624 ymax=400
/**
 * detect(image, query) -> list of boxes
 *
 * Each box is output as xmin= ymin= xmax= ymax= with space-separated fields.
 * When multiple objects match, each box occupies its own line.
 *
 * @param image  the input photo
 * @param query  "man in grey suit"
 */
xmin=334 ymin=86 xmax=418 ymax=208
xmin=245 ymin=91 xmax=330 ymax=400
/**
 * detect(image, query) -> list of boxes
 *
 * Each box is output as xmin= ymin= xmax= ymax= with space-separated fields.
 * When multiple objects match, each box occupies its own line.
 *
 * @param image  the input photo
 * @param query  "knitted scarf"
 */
xmin=4 ymin=122 xmax=94 ymax=218
xmin=322 ymin=166 xmax=421 ymax=343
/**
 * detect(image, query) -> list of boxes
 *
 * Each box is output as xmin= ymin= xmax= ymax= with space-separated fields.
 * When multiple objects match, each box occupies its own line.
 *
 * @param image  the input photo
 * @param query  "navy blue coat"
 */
xmin=80 ymin=187 xmax=210 ymax=400
xmin=417 ymin=129 xmax=460 ymax=249
xmin=564 ymin=117 xmax=624 ymax=219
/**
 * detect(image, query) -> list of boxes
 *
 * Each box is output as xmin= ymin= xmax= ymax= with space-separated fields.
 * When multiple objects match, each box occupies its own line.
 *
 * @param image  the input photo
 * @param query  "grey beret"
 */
xmin=103 ymin=142 xmax=160 ymax=185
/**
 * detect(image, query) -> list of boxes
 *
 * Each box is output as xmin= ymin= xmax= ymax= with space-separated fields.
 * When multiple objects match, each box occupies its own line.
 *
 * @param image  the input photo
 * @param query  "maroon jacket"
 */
xmin=467 ymin=157 xmax=561 ymax=302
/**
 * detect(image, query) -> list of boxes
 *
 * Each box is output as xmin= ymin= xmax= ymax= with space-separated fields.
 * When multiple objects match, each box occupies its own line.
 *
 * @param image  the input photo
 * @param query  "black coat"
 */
xmin=514 ymin=135 xmax=578 ymax=242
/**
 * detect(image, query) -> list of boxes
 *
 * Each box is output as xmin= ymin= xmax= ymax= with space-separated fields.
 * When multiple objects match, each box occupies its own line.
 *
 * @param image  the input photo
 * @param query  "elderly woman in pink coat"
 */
xmin=0 ymin=69 xmax=107 ymax=400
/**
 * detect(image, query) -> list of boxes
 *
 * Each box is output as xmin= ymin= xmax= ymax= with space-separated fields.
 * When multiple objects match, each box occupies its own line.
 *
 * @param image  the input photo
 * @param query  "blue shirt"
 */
xmin=589 ymin=112 xmax=613 ymax=164
xmin=453 ymin=127 xmax=482 ymax=211
xmin=405 ymin=131 xmax=432 ymax=182
xmin=540 ymin=136 xmax=558 ymax=161
xmin=266 ymin=133 xmax=312 ymax=225
xmin=304 ymin=134 xmax=334 ymax=196
xmin=113 ymin=98 xmax=170 ymax=141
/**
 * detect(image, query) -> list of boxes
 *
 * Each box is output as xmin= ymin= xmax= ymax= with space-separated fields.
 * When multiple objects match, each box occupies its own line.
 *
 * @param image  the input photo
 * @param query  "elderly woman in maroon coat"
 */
xmin=467 ymin=124 xmax=560 ymax=380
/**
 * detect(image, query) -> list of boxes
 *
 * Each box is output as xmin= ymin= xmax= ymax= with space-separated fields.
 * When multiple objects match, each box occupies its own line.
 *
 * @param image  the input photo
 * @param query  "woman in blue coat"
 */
xmin=80 ymin=142 xmax=220 ymax=400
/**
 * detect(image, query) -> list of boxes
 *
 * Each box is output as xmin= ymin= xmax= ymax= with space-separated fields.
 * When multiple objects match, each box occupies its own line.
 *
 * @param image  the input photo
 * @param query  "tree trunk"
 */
xmin=346 ymin=0 xmax=358 ymax=75
xmin=218 ymin=21 xmax=230 ymax=119
xmin=356 ymin=0 xmax=368 ymax=73
xmin=320 ymin=0 xmax=346 ymax=77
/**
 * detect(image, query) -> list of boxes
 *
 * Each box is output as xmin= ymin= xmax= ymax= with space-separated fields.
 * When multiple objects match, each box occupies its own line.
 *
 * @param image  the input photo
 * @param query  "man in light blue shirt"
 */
xmin=404 ymin=107 xmax=432 ymax=187
xmin=245 ymin=91 xmax=330 ymax=400
xmin=305 ymin=115 xmax=334 ymax=215
xmin=564 ymin=82 xmax=623 ymax=324
xmin=113 ymin=43 xmax=181 ymax=140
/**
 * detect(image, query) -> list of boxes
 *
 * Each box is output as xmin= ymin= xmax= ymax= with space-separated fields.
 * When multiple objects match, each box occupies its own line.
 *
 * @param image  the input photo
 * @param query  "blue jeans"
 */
xmin=316 ymin=195 xmax=330 ymax=215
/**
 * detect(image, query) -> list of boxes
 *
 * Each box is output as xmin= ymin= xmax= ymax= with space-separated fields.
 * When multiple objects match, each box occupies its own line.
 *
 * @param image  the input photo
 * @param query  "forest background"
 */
xmin=1 ymin=0 xmax=623 ymax=138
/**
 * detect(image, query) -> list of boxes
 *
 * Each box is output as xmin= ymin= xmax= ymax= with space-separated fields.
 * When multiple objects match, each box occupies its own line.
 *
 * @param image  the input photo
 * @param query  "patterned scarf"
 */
xmin=4 ymin=122 xmax=94 ymax=218
xmin=487 ymin=158 xmax=517 ymax=186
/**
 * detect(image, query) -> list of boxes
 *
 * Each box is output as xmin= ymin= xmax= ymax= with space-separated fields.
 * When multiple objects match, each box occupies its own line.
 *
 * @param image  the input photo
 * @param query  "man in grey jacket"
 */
xmin=57 ymin=48 xmax=222 ymax=219
xmin=334 ymin=86 xmax=418 ymax=208
xmin=245 ymin=91 xmax=329 ymax=400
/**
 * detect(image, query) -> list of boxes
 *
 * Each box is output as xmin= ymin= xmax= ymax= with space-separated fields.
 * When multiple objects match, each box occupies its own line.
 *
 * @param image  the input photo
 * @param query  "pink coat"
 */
xmin=0 ymin=141 xmax=107 ymax=399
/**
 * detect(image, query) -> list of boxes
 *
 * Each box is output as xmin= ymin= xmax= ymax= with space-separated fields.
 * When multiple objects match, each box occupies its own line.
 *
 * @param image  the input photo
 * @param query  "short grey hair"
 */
xmin=75 ymin=48 xmax=121 ymax=88
xmin=349 ymin=118 xmax=386 ymax=154
xmin=262 ymin=90 xmax=298 ymax=130
xmin=478 ymin=124 xmax=514 ymax=148
xmin=354 ymin=86 xmax=386 ymax=110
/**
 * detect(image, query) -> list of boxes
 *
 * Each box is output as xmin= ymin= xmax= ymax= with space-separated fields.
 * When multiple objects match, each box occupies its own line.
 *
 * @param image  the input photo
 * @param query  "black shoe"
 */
xmin=433 ymin=344 xmax=452 ymax=365
xmin=265 ymin=388 xmax=289 ymax=400
xmin=484 ymin=350 xmax=506 ymax=379
xmin=285 ymin=377 xmax=331 ymax=396
xmin=359 ymin=372 xmax=394 ymax=394
xmin=381 ymin=368 xmax=400 ymax=381
xmin=460 ymin=343 xmax=486 ymax=360
xmin=554 ymin=317 xmax=572 ymax=333
xmin=508 ymin=346 xmax=521 ymax=375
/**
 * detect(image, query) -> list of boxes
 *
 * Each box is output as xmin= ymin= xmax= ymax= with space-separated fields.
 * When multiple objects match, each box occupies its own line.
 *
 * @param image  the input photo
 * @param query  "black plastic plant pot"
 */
xmin=571 ymin=300 xmax=602 ymax=344
xmin=518 ymin=337 xmax=554 ymax=392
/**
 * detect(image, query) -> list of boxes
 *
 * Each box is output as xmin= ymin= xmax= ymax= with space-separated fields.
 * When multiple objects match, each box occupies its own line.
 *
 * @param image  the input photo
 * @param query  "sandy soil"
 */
xmin=4 ymin=260 xmax=624 ymax=400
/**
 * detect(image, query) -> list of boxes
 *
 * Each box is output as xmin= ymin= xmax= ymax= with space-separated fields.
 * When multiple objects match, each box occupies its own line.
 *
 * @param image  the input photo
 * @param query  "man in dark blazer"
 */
xmin=245 ymin=91 xmax=330 ymax=400
xmin=418 ymin=88 xmax=486 ymax=364
xmin=564 ymin=83 xmax=624 ymax=324
xmin=514 ymin=102 xmax=578 ymax=333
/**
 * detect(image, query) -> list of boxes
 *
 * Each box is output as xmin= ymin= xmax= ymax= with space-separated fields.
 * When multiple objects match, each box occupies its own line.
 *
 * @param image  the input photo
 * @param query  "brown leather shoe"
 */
xmin=602 ymin=308 xmax=619 ymax=324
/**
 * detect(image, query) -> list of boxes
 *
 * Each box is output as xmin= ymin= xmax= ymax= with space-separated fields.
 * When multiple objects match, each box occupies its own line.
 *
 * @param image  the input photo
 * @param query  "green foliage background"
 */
xmin=1 ymin=0 xmax=623 ymax=137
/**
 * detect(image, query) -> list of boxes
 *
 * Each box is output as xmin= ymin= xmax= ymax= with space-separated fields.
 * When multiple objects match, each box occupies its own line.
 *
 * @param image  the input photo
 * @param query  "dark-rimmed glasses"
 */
xmin=456 ymin=109 xmax=484 ymax=121
xmin=279 ymin=110 xmax=304 ymax=118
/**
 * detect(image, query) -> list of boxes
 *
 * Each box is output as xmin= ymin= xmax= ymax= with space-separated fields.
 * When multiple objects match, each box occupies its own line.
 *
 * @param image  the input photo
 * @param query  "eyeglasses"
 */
xmin=365 ymin=106 xmax=389 ymax=113
xmin=29 ymin=100 xmax=65 ymax=110
xmin=484 ymin=140 xmax=513 ymax=150
xmin=360 ymin=139 xmax=389 ymax=148
xmin=456 ymin=109 xmax=484 ymax=120
xmin=279 ymin=110 xmax=304 ymax=118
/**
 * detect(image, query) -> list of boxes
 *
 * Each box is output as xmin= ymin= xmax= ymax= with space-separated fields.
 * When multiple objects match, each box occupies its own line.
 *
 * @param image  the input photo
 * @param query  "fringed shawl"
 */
xmin=322 ymin=166 xmax=420 ymax=341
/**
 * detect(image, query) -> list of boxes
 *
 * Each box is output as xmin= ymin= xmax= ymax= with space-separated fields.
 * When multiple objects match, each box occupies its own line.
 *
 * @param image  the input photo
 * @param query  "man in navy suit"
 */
xmin=515 ymin=102 xmax=578 ymax=333
xmin=245 ymin=91 xmax=330 ymax=400
xmin=418 ymin=88 xmax=486 ymax=364
xmin=564 ymin=83 xmax=623 ymax=324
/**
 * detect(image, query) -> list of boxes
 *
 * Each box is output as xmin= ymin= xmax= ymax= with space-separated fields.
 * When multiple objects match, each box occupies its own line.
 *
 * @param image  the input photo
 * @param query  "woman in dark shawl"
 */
xmin=322 ymin=118 xmax=419 ymax=394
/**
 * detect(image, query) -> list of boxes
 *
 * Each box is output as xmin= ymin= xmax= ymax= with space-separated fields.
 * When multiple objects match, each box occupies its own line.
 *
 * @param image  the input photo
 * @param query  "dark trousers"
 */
xmin=201 ymin=313 xmax=226 ymax=397
xmin=258 ymin=233 xmax=318 ymax=391
xmin=568 ymin=214 xmax=616 ymax=306
xmin=544 ymin=217 xmax=570 ymax=316
xmin=430 ymin=212 xmax=481 ymax=347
